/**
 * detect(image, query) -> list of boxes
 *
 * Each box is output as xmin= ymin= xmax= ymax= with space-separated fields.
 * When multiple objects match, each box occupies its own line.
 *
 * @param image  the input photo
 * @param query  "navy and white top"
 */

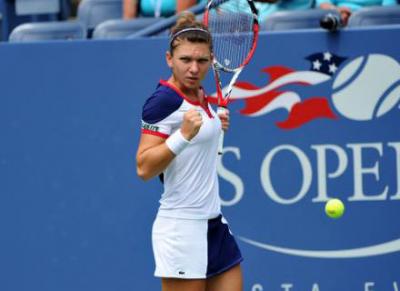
xmin=141 ymin=80 xmax=222 ymax=219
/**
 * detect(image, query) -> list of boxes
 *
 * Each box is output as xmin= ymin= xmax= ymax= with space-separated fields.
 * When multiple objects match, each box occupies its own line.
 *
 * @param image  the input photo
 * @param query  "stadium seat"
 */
xmin=15 ymin=0 xmax=60 ymax=15
xmin=9 ymin=21 xmax=86 ymax=42
xmin=92 ymin=18 xmax=161 ymax=39
xmin=348 ymin=6 xmax=400 ymax=27
xmin=0 ymin=0 xmax=72 ymax=41
xmin=1 ymin=0 xmax=32 ymax=40
xmin=77 ymin=0 xmax=122 ymax=33
xmin=264 ymin=9 xmax=341 ymax=31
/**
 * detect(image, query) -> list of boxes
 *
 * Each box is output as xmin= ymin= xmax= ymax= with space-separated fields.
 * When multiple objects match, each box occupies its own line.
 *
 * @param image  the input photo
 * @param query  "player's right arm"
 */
xmin=136 ymin=134 xmax=175 ymax=181
xmin=136 ymin=109 xmax=202 ymax=181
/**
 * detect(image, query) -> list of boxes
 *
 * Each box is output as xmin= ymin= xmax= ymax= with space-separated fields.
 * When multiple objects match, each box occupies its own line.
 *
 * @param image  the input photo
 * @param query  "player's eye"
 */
xmin=198 ymin=58 xmax=209 ymax=64
xmin=180 ymin=57 xmax=191 ymax=63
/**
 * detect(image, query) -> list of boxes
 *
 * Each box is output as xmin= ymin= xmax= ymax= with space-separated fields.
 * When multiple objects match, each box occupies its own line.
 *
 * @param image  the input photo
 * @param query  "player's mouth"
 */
xmin=185 ymin=77 xmax=199 ymax=86
xmin=187 ymin=76 xmax=199 ymax=82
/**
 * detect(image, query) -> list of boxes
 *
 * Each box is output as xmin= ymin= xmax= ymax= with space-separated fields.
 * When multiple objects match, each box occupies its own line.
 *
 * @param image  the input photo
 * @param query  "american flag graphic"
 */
xmin=209 ymin=52 xmax=348 ymax=130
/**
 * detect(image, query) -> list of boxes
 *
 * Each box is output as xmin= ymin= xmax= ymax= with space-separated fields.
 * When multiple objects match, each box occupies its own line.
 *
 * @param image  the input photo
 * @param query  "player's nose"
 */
xmin=189 ymin=61 xmax=199 ymax=74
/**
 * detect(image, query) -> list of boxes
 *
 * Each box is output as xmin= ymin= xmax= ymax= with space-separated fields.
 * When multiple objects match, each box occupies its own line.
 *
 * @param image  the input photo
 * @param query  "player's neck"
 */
xmin=167 ymin=78 xmax=203 ymax=103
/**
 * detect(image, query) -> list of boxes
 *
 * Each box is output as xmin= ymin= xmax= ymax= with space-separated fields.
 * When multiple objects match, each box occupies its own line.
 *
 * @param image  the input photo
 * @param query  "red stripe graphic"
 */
xmin=276 ymin=98 xmax=337 ymax=129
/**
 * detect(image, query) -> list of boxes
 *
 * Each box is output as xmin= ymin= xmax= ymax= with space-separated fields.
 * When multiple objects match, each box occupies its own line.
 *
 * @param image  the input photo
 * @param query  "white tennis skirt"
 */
xmin=152 ymin=214 xmax=243 ymax=279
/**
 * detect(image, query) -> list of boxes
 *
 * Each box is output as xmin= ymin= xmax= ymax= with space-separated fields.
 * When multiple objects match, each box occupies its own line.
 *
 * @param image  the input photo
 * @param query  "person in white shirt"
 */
xmin=136 ymin=11 xmax=243 ymax=291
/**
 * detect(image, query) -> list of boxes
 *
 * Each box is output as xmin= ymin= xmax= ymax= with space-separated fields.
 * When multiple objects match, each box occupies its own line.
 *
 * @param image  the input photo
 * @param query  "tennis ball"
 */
xmin=325 ymin=198 xmax=345 ymax=219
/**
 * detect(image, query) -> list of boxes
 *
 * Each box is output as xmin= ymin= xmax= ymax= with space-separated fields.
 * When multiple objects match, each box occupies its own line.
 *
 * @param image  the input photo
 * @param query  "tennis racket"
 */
xmin=204 ymin=0 xmax=259 ymax=155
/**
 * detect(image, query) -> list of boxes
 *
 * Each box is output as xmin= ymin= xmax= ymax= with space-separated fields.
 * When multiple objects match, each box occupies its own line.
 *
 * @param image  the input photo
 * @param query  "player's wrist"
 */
xmin=166 ymin=130 xmax=190 ymax=155
xmin=180 ymin=129 xmax=193 ymax=141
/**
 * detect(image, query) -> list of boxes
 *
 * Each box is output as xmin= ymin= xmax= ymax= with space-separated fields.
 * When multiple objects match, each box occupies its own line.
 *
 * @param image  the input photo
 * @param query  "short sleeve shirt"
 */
xmin=141 ymin=80 xmax=222 ymax=219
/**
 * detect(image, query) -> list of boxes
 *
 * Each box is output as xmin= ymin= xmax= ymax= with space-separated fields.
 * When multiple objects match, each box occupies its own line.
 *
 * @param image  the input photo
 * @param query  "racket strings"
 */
xmin=208 ymin=2 xmax=255 ymax=70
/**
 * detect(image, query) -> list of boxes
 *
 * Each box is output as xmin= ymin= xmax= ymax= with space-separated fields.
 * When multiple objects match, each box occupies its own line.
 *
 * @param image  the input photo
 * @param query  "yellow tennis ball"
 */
xmin=325 ymin=198 xmax=345 ymax=219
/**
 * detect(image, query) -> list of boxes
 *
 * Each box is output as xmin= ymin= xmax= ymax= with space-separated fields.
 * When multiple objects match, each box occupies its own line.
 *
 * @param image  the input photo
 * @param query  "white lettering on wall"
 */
xmin=348 ymin=143 xmax=388 ymax=201
xmin=311 ymin=144 xmax=348 ymax=202
xmin=261 ymin=145 xmax=312 ymax=204
xmin=217 ymin=147 xmax=244 ymax=206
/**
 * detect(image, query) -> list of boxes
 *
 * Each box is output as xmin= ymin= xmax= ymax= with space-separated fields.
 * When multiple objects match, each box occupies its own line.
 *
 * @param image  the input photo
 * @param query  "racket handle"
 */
xmin=217 ymin=106 xmax=227 ymax=155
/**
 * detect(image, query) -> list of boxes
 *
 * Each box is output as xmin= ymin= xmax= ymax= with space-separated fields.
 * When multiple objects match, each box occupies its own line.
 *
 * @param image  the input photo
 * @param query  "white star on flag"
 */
xmin=306 ymin=52 xmax=347 ymax=76
xmin=323 ymin=52 xmax=332 ymax=61
xmin=329 ymin=63 xmax=338 ymax=73
xmin=313 ymin=59 xmax=322 ymax=70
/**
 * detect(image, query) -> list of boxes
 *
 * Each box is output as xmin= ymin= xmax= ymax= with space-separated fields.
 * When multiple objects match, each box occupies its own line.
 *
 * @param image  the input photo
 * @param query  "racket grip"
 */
xmin=217 ymin=106 xmax=227 ymax=155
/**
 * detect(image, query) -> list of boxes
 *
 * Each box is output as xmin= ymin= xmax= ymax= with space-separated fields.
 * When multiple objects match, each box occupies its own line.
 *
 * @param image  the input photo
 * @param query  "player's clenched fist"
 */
xmin=181 ymin=109 xmax=203 ymax=141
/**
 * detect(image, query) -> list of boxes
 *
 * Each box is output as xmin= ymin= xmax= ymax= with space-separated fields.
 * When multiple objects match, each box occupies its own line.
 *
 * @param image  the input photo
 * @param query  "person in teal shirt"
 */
xmin=124 ymin=0 xmax=177 ymax=18
xmin=218 ymin=0 xmax=313 ymax=23
xmin=140 ymin=0 xmax=176 ymax=17
xmin=124 ymin=0 xmax=208 ymax=18
xmin=316 ymin=0 xmax=398 ymax=25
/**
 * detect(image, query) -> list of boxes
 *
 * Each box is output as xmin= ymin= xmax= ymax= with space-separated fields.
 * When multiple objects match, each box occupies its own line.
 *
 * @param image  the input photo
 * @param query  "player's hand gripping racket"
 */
xmin=204 ymin=0 xmax=259 ymax=155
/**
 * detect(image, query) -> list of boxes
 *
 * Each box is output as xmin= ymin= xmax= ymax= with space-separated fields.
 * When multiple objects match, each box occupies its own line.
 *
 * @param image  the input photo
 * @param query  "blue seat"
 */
xmin=9 ymin=21 xmax=86 ymax=42
xmin=77 ymin=0 xmax=123 ymax=32
xmin=92 ymin=18 xmax=161 ymax=39
xmin=0 ymin=0 xmax=32 ymax=40
xmin=348 ymin=6 xmax=400 ymax=27
xmin=15 ymin=0 xmax=60 ymax=15
xmin=264 ymin=9 xmax=341 ymax=31
xmin=0 ymin=0 xmax=72 ymax=40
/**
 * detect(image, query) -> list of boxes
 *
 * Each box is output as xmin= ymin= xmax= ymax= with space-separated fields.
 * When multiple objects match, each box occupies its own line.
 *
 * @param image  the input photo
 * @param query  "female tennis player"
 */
xmin=136 ymin=12 xmax=243 ymax=291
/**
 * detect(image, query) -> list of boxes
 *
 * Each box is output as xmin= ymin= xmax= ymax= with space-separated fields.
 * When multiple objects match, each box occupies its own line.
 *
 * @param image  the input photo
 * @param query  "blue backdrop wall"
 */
xmin=0 ymin=27 xmax=399 ymax=291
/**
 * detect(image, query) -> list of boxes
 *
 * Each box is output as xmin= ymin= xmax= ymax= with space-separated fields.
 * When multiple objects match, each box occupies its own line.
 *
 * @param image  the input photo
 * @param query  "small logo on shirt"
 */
xmin=142 ymin=121 xmax=159 ymax=132
xmin=178 ymin=271 xmax=185 ymax=275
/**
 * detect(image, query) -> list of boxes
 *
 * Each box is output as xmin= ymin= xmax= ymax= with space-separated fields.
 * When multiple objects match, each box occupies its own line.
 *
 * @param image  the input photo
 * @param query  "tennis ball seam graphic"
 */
xmin=332 ymin=55 xmax=365 ymax=92
xmin=332 ymin=54 xmax=400 ymax=121
xmin=374 ymin=79 xmax=400 ymax=118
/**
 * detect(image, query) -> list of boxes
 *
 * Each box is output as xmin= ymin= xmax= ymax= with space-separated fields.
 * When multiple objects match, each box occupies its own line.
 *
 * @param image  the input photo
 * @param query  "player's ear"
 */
xmin=166 ymin=50 xmax=173 ymax=68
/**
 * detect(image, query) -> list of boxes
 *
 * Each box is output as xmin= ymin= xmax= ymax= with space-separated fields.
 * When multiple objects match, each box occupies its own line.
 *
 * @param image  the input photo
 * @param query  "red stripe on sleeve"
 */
xmin=141 ymin=129 xmax=169 ymax=139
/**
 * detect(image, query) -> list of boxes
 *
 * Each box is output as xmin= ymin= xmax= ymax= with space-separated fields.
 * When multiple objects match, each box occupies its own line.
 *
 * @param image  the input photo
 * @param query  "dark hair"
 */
xmin=169 ymin=12 xmax=212 ymax=55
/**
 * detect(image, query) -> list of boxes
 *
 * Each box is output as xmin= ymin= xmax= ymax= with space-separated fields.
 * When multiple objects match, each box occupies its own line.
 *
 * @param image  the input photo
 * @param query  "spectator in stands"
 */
xmin=123 ymin=0 xmax=176 ymax=19
xmin=177 ymin=0 xmax=313 ymax=22
xmin=177 ymin=0 xmax=206 ymax=13
xmin=71 ymin=0 xmax=81 ymax=18
xmin=317 ymin=0 xmax=398 ymax=26
xmin=253 ymin=0 xmax=314 ymax=22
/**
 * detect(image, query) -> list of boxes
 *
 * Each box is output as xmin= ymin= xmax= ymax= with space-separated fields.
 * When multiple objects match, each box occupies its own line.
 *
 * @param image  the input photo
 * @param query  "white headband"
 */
xmin=169 ymin=28 xmax=210 ymax=47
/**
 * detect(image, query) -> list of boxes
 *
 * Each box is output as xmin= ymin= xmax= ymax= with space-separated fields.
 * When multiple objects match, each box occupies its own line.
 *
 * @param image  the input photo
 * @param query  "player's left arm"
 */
xmin=218 ymin=109 xmax=230 ymax=131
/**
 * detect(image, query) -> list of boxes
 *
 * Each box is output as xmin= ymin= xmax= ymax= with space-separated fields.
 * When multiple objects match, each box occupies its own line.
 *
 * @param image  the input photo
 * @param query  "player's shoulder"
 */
xmin=142 ymin=81 xmax=183 ymax=124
